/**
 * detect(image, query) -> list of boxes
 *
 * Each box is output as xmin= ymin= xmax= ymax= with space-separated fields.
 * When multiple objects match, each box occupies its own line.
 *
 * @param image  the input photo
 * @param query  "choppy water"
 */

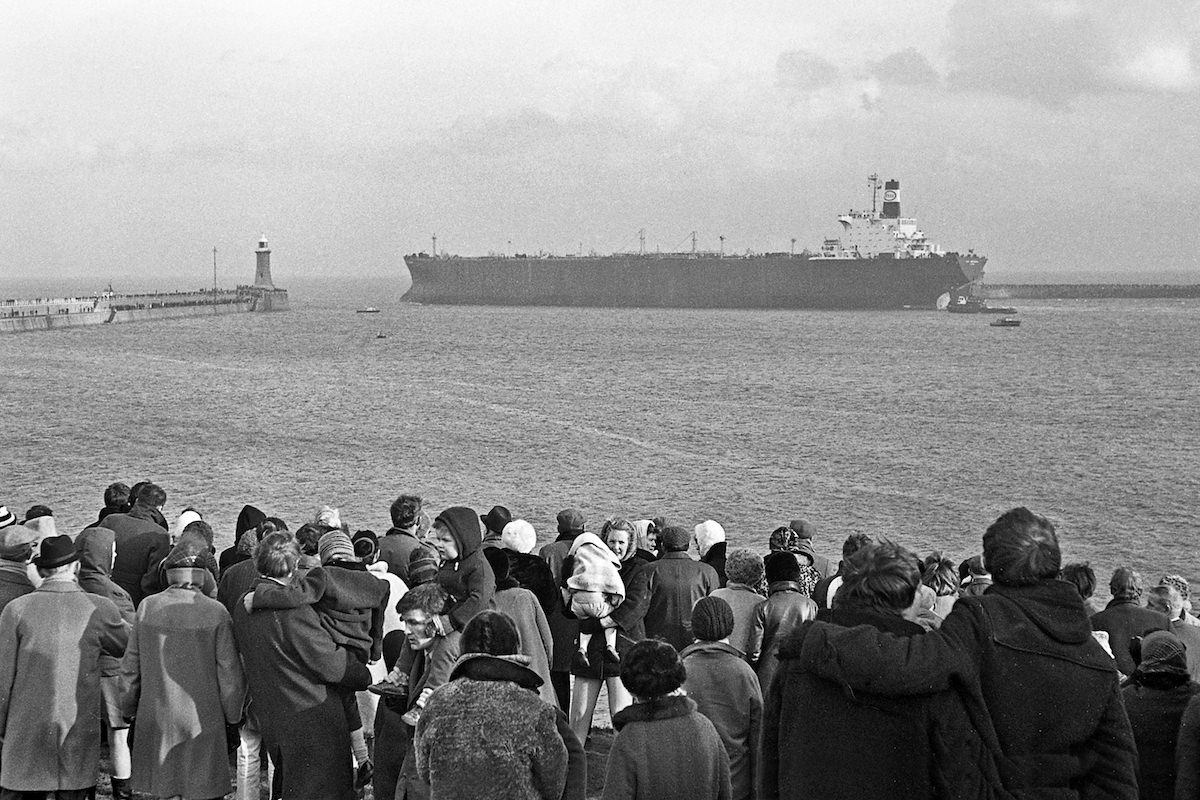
xmin=3 ymin=278 xmax=1198 ymax=591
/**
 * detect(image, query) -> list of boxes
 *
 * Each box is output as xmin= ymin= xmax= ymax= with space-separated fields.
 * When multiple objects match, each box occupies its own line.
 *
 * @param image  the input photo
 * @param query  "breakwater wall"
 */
xmin=0 ymin=300 xmax=256 ymax=334
xmin=982 ymin=284 xmax=1200 ymax=300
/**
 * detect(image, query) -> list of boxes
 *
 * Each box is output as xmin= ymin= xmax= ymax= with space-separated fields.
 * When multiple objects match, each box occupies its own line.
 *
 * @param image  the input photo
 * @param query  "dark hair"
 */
xmin=396 ymin=582 xmax=449 ymax=617
xmin=136 ymin=483 xmax=167 ymax=509
xmin=293 ymin=522 xmax=324 ymax=557
xmin=921 ymin=553 xmax=960 ymax=597
xmin=182 ymin=519 xmax=215 ymax=549
xmin=461 ymin=609 xmax=521 ymax=656
xmin=1059 ymin=562 xmax=1097 ymax=600
xmin=390 ymin=495 xmax=423 ymax=529
xmin=264 ymin=516 xmax=289 ymax=533
xmin=835 ymin=541 xmax=921 ymax=613
xmin=23 ymin=505 xmax=53 ymax=522
xmin=620 ymin=639 xmax=687 ymax=699
xmin=1110 ymin=567 xmax=1141 ymax=601
xmin=764 ymin=550 xmax=801 ymax=584
xmin=256 ymin=532 xmax=299 ymax=578
xmin=842 ymin=533 xmax=873 ymax=562
xmin=982 ymin=507 xmax=1060 ymax=586
xmin=104 ymin=482 xmax=130 ymax=508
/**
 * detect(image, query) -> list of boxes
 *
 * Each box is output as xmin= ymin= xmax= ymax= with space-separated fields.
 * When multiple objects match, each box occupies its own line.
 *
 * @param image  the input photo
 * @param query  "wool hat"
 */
xmin=408 ymin=545 xmax=439 ymax=586
xmin=659 ymin=525 xmax=692 ymax=553
xmin=0 ymin=506 xmax=15 ymax=529
xmin=318 ymin=531 xmax=357 ymax=565
xmin=33 ymin=534 xmax=79 ymax=569
xmin=1135 ymin=630 xmax=1189 ymax=677
xmin=694 ymin=520 xmax=725 ymax=557
xmin=789 ymin=519 xmax=817 ymax=539
xmin=461 ymin=609 xmax=521 ymax=657
xmin=501 ymin=519 xmax=537 ymax=554
xmin=351 ymin=529 xmax=379 ymax=560
xmin=764 ymin=550 xmax=801 ymax=583
xmin=557 ymin=508 xmax=585 ymax=534
xmin=0 ymin=523 xmax=39 ymax=551
xmin=691 ymin=596 xmax=735 ymax=642
xmin=480 ymin=505 xmax=512 ymax=535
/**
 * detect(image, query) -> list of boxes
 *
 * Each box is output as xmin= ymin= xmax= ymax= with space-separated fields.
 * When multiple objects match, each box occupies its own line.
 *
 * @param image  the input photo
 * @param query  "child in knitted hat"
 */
xmin=563 ymin=532 xmax=626 ymax=668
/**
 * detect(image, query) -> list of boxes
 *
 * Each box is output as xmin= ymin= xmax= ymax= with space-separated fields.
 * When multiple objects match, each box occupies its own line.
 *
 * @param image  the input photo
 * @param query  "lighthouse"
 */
xmin=254 ymin=236 xmax=275 ymax=289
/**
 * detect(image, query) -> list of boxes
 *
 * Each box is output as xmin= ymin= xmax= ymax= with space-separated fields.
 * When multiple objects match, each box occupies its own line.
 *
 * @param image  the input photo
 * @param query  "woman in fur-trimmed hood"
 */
xmin=416 ymin=610 xmax=570 ymax=800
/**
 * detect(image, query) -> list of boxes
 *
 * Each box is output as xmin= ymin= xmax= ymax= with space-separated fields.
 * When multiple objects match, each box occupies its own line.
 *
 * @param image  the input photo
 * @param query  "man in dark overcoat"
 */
xmin=99 ymin=482 xmax=171 ymax=605
xmin=231 ymin=533 xmax=371 ymax=800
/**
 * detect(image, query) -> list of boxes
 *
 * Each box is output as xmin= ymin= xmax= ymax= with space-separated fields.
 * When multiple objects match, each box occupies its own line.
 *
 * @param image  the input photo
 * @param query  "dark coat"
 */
xmin=541 ymin=533 xmax=582 ymax=673
xmin=434 ymin=507 xmax=496 ymax=631
xmin=793 ymin=579 xmax=1139 ymax=800
xmin=0 ymin=562 xmax=35 ymax=615
xmin=379 ymin=527 xmax=424 ymax=585
xmin=216 ymin=557 xmax=260 ymax=617
xmin=568 ymin=552 xmax=652 ymax=680
xmin=1121 ymin=681 xmax=1200 ymax=800
xmin=681 ymin=641 xmax=761 ymax=800
xmin=76 ymin=526 xmax=137 ymax=675
xmin=640 ymin=552 xmax=720 ymax=650
xmin=506 ymin=549 xmax=560 ymax=618
xmin=416 ymin=653 xmax=568 ymax=800
xmin=753 ymin=581 xmax=817 ymax=696
xmin=1176 ymin=692 xmax=1200 ymax=800
xmin=763 ymin=607 xmax=998 ymax=800
xmin=1091 ymin=598 xmax=1171 ymax=676
xmin=231 ymin=584 xmax=372 ymax=800
xmin=702 ymin=541 xmax=728 ymax=588
xmin=100 ymin=504 xmax=171 ymax=606
xmin=603 ymin=696 xmax=732 ymax=800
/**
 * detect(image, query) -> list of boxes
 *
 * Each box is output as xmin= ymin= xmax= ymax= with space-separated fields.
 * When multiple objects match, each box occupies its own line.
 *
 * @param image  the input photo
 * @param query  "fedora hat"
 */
xmin=480 ymin=505 xmax=512 ymax=535
xmin=33 ymin=534 xmax=79 ymax=569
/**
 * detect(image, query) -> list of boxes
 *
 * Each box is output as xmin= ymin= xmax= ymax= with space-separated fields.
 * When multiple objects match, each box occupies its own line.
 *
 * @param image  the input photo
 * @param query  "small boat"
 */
xmin=356 ymin=307 xmax=381 ymax=314
xmin=375 ymin=332 xmax=388 ymax=339
xmin=990 ymin=316 xmax=1021 ymax=327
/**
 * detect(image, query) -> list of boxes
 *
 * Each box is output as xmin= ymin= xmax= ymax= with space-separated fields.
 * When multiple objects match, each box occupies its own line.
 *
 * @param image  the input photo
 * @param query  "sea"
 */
xmin=3 ymin=277 xmax=1198 ymax=597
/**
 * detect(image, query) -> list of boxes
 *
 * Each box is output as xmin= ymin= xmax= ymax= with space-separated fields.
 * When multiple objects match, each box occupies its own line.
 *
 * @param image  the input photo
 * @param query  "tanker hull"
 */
xmin=403 ymin=252 xmax=985 ymax=310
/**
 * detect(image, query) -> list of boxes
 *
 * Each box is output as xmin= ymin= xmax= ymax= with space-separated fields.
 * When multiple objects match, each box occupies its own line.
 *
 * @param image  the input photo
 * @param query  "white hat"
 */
xmin=501 ymin=519 xmax=537 ymax=554
xmin=694 ymin=520 xmax=726 ymax=557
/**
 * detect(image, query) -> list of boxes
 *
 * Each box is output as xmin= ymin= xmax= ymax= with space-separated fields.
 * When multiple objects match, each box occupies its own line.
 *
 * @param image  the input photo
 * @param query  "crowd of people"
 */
xmin=0 ymin=483 xmax=1197 ymax=800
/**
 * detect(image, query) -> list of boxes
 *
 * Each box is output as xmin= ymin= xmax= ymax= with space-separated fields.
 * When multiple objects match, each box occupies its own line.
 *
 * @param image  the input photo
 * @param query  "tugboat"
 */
xmin=947 ymin=294 xmax=1017 ymax=314
xmin=356 ymin=306 xmax=382 ymax=314
xmin=990 ymin=316 xmax=1021 ymax=327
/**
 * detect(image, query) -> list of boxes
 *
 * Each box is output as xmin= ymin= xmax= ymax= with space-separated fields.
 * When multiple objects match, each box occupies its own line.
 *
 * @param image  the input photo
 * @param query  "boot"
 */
xmin=110 ymin=776 xmax=132 ymax=800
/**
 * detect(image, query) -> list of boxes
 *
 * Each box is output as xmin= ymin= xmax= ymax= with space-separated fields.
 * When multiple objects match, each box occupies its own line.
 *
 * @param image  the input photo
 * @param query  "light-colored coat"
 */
xmin=0 ymin=579 xmax=129 ymax=791
xmin=120 ymin=573 xmax=246 ymax=800
xmin=494 ymin=585 xmax=556 ymax=707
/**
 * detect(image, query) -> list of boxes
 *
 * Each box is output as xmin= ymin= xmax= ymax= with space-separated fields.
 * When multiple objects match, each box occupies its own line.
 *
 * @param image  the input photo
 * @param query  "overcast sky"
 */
xmin=3 ymin=0 xmax=1199 ymax=286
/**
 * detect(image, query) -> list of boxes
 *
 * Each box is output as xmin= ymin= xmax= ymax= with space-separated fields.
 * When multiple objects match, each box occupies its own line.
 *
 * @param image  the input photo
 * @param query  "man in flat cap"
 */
xmin=0 ymin=534 xmax=130 ymax=799
xmin=0 ymin=514 xmax=37 ymax=615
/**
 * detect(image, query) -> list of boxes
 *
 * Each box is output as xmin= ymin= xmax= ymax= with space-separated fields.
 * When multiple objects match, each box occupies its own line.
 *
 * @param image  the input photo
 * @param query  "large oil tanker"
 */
xmin=402 ymin=177 xmax=986 ymax=309
xmin=1 ymin=238 xmax=288 ymax=334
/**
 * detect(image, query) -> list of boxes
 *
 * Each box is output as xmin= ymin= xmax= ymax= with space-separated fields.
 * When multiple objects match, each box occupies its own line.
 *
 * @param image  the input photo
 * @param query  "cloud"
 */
xmin=945 ymin=0 xmax=1200 ymax=104
xmin=870 ymin=48 xmax=940 ymax=86
xmin=776 ymin=50 xmax=841 ymax=92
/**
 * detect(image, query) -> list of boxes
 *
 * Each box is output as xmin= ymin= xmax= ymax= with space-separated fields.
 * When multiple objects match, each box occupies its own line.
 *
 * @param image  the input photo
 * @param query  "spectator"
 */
xmin=0 ymin=517 xmax=37 ymax=613
xmin=710 ymin=548 xmax=766 ymax=661
xmin=100 ymin=481 xmax=171 ymax=605
xmin=641 ymin=525 xmax=720 ymax=650
xmin=812 ymin=533 xmax=872 ymax=611
xmin=694 ymin=520 xmax=727 ymax=587
xmin=540 ymin=508 xmax=586 ymax=711
xmin=479 ymin=505 xmax=512 ymax=549
xmin=379 ymin=495 xmax=424 ymax=584
xmin=1091 ymin=567 xmax=1171 ymax=676
xmin=753 ymin=551 xmax=817 ymax=696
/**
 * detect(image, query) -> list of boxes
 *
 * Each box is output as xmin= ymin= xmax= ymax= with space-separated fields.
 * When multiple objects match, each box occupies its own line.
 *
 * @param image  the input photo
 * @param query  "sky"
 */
xmin=3 ymin=0 xmax=1200 ymax=287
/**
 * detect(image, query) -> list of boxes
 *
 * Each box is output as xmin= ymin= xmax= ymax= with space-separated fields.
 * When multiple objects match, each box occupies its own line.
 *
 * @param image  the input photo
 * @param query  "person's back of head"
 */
xmin=182 ymin=519 xmax=215 ymax=549
xmin=23 ymin=504 xmax=52 ymax=523
xmin=104 ymin=482 xmax=131 ymax=510
xmin=659 ymin=525 xmax=692 ymax=553
xmin=1059 ymin=562 xmax=1097 ymax=600
xmin=256 ymin=532 xmax=299 ymax=579
xmin=724 ymin=548 xmax=764 ymax=587
xmin=621 ymin=639 xmax=687 ymax=701
xmin=841 ymin=533 xmax=873 ymax=564
xmin=981 ymin=507 xmax=1060 ymax=586
xmin=691 ymin=596 xmax=735 ymax=642
xmin=293 ymin=522 xmax=324 ymax=558
xmin=1145 ymin=586 xmax=1175 ymax=616
xmin=461 ymin=609 xmax=521 ymax=656
xmin=764 ymin=550 xmax=801 ymax=584
xmin=1110 ymin=566 xmax=1142 ymax=602
xmin=835 ymin=541 xmax=922 ymax=614
xmin=135 ymin=482 xmax=167 ymax=510
xmin=921 ymin=552 xmax=960 ymax=597
xmin=390 ymin=494 xmax=423 ymax=530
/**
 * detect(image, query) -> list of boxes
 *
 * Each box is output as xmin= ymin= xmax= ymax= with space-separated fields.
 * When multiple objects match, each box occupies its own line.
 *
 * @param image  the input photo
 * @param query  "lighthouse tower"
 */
xmin=253 ymin=236 xmax=275 ymax=289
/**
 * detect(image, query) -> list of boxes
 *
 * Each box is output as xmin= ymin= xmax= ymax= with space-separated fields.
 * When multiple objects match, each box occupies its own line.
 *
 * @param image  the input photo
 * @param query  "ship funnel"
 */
xmin=881 ymin=179 xmax=901 ymax=219
xmin=254 ymin=236 xmax=275 ymax=289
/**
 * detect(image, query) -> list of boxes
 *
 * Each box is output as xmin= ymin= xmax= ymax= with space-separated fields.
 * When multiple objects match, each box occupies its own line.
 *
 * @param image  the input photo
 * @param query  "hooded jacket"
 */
xmin=564 ymin=533 xmax=625 ymax=603
xmin=76 ymin=526 xmax=136 ymax=675
xmin=792 ymin=579 xmax=1138 ymax=800
xmin=435 ymin=506 xmax=496 ymax=632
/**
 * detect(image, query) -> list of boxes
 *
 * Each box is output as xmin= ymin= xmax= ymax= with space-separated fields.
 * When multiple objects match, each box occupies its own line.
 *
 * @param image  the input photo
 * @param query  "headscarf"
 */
xmin=1128 ymin=630 xmax=1190 ymax=688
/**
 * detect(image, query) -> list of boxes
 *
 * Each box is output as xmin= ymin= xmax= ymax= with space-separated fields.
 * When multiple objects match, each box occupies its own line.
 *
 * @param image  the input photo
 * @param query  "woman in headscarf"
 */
xmin=1121 ymin=630 xmax=1200 ymax=799
xmin=566 ymin=518 xmax=652 ymax=744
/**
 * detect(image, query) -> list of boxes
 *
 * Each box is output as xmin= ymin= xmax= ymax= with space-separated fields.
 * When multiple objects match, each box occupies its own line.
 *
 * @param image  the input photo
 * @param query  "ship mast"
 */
xmin=868 ymin=173 xmax=880 ymax=214
xmin=431 ymin=233 xmax=437 ymax=257
xmin=639 ymin=229 xmax=645 ymax=256
xmin=212 ymin=246 xmax=217 ymax=307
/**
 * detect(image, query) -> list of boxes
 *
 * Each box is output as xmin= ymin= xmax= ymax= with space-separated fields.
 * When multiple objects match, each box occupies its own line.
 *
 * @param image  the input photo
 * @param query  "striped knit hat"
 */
xmin=0 ymin=506 xmax=14 ymax=529
xmin=318 ymin=531 xmax=357 ymax=565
